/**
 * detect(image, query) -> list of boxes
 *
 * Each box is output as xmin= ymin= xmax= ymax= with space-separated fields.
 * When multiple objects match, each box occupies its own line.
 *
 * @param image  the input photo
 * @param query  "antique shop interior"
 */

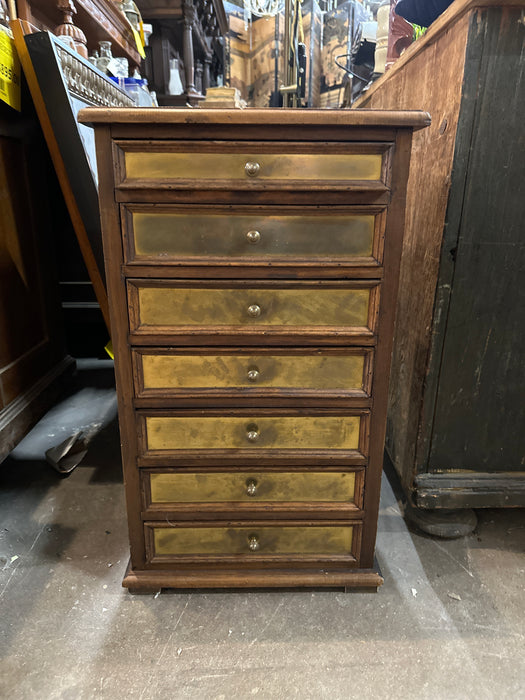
xmin=0 ymin=0 xmax=523 ymax=696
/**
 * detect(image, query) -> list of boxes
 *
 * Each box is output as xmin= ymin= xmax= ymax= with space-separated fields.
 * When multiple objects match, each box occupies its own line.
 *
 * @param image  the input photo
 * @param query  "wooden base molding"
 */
xmin=122 ymin=560 xmax=384 ymax=592
xmin=0 ymin=356 xmax=76 ymax=463
xmin=414 ymin=473 xmax=525 ymax=510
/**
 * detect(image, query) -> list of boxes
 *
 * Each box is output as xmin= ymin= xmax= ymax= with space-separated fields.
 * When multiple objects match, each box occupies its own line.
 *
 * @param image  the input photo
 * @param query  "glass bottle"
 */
xmin=97 ymin=41 xmax=113 ymax=74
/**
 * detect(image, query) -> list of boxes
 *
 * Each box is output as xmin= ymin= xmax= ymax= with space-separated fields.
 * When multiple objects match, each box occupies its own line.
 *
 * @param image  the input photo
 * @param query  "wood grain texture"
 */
xmin=354 ymin=13 xmax=469 ymax=495
xmin=79 ymin=107 xmax=430 ymax=128
xmin=425 ymin=6 xmax=525 ymax=474
xmin=414 ymin=472 xmax=525 ymax=509
xmin=93 ymin=125 xmax=147 ymax=568
xmin=355 ymin=4 xmax=525 ymax=507
xmin=122 ymin=561 xmax=383 ymax=590
xmin=352 ymin=0 xmax=521 ymax=110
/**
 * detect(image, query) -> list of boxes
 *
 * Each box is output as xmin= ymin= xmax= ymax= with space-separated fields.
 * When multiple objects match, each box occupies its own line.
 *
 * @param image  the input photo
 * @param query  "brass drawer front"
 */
xmin=127 ymin=210 xmax=376 ymax=261
xmin=123 ymin=150 xmax=382 ymax=185
xmin=133 ymin=286 xmax=371 ymax=329
xmin=151 ymin=525 xmax=354 ymax=556
xmin=145 ymin=415 xmax=361 ymax=451
xmin=148 ymin=471 xmax=356 ymax=504
xmin=139 ymin=353 xmax=366 ymax=392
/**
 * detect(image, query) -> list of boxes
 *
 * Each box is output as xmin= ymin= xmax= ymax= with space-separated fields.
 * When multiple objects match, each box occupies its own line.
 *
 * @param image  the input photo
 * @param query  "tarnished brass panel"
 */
xmin=152 ymin=525 xmax=354 ymax=555
xmin=145 ymin=416 xmax=361 ymax=451
xmin=141 ymin=354 xmax=365 ymax=391
xmin=136 ymin=287 xmax=370 ymax=328
xmin=149 ymin=471 xmax=356 ymax=503
xmin=125 ymin=151 xmax=382 ymax=183
xmin=131 ymin=212 xmax=375 ymax=259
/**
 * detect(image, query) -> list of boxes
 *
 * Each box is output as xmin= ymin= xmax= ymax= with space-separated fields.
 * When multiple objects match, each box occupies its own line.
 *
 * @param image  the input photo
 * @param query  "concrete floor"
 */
xmin=0 ymin=360 xmax=523 ymax=700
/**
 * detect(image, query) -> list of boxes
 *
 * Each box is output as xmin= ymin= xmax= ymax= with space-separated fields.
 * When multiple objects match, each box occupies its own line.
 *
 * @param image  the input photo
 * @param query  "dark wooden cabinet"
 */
xmin=0 ymin=96 xmax=74 ymax=463
xmin=81 ymin=107 xmax=428 ymax=590
xmin=137 ymin=0 xmax=227 ymax=106
xmin=354 ymin=0 xmax=525 ymax=511
xmin=13 ymin=0 xmax=142 ymax=356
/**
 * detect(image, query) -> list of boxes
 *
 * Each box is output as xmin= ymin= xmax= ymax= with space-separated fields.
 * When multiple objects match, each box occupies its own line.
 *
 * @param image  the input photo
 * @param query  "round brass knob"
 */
xmin=245 ymin=161 xmax=260 ymax=177
xmin=248 ymin=534 xmax=260 ymax=551
xmin=247 ymin=367 xmax=260 ymax=382
xmin=246 ymin=424 xmax=260 ymax=442
xmin=246 ymin=230 xmax=261 ymax=244
xmin=247 ymin=304 xmax=261 ymax=318
xmin=246 ymin=478 xmax=258 ymax=496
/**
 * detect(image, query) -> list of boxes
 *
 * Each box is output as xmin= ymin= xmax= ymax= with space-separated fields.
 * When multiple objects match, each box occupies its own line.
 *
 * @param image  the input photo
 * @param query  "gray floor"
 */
xmin=0 ymin=360 xmax=523 ymax=700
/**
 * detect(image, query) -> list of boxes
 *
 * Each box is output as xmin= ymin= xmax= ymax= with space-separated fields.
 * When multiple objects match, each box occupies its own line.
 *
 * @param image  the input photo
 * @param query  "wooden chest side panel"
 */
xmin=354 ymin=14 xmax=470 ymax=491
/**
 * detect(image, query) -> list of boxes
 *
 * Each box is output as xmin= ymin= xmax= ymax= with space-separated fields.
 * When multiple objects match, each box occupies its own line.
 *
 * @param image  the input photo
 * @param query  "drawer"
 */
xmin=122 ymin=206 xmax=385 ymax=266
xmin=145 ymin=470 xmax=358 ymax=505
xmin=116 ymin=141 xmax=390 ymax=191
xmin=138 ymin=412 xmax=368 ymax=462
xmin=128 ymin=282 xmax=378 ymax=342
xmin=146 ymin=522 xmax=357 ymax=561
xmin=133 ymin=349 xmax=372 ymax=400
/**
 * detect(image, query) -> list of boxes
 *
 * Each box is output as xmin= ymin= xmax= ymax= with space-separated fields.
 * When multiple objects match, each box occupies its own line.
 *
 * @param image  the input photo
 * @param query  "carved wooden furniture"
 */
xmin=136 ymin=0 xmax=227 ymax=106
xmin=80 ymin=108 xmax=429 ymax=591
xmin=354 ymin=0 xmax=525 ymax=515
xmin=54 ymin=0 xmax=88 ymax=57
xmin=16 ymin=0 xmax=141 ymax=66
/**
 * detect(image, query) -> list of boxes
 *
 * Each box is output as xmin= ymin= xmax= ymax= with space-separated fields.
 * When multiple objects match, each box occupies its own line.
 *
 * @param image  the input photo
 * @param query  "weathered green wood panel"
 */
xmin=428 ymin=7 xmax=525 ymax=473
xmin=413 ymin=8 xmax=486 ymax=475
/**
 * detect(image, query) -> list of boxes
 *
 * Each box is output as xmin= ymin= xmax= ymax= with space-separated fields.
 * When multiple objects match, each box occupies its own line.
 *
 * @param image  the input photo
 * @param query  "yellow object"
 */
xmin=104 ymin=339 xmax=114 ymax=359
xmin=140 ymin=353 xmax=366 ymax=392
xmin=128 ymin=22 xmax=146 ymax=59
xmin=149 ymin=471 xmax=357 ymax=504
xmin=152 ymin=525 xmax=354 ymax=556
xmin=145 ymin=415 xmax=362 ymax=451
xmin=130 ymin=211 xmax=375 ymax=260
xmin=124 ymin=151 xmax=383 ymax=182
xmin=135 ymin=286 xmax=371 ymax=329
xmin=0 ymin=29 xmax=21 ymax=111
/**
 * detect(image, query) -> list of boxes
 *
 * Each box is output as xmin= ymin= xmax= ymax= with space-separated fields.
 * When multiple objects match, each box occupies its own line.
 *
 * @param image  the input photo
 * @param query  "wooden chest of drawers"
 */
xmin=80 ymin=108 xmax=429 ymax=591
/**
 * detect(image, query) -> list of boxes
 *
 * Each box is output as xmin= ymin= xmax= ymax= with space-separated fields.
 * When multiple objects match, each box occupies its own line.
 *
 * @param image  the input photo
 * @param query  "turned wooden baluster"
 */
xmin=182 ymin=0 xmax=199 ymax=96
xmin=55 ymin=0 xmax=88 ymax=58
